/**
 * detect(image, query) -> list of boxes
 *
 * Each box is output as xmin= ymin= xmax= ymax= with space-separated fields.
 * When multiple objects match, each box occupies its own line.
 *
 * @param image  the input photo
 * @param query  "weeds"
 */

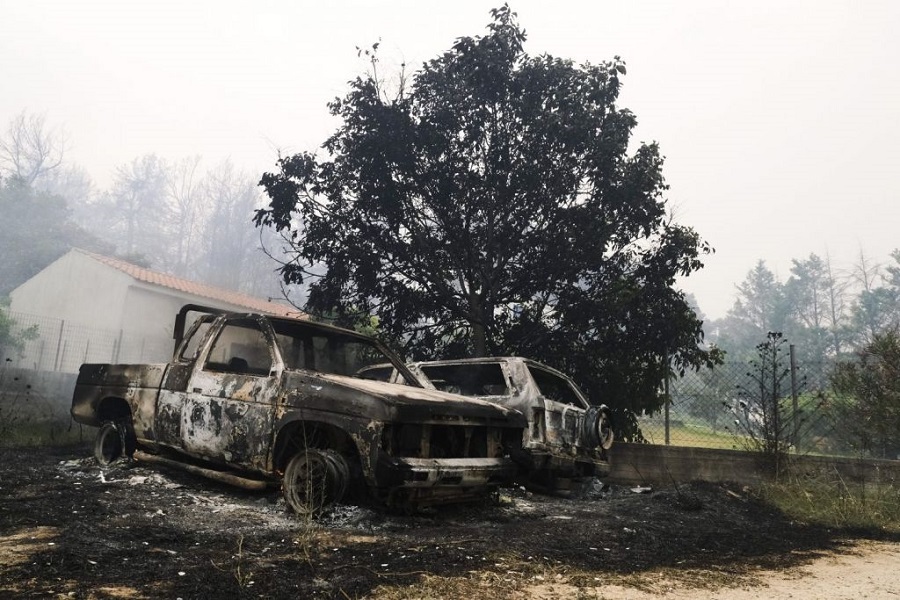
xmin=231 ymin=536 xmax=253 ymax=588
xmin=760 ymin=467 xmax=900 ymax=532
xmin=293 ymin=513 xmax=319 ymax=566
xmin=210 ymin=535 xmax=255 ymax=590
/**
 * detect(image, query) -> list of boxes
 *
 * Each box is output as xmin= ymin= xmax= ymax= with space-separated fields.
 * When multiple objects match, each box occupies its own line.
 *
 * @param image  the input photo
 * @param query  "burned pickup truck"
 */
xmin=71 ymin=306 xmax=525 ymax=515
xmin=401 ymin=357 xmax=613 ymax=491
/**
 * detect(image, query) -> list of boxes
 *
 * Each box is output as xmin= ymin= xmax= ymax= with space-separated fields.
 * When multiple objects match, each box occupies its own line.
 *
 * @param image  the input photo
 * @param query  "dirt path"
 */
xmin=521 ymin=540 xmax=900 ymax=599
xmin=2 ymin=445 xmax=897 ymax=599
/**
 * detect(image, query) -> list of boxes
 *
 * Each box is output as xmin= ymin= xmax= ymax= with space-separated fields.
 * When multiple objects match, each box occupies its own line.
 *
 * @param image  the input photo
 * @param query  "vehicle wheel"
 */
xmin=94 ymin=422 xmax=123 ymax=466
xmin=322 ymin=450 xmax=351 ymax=502
xmin=282 ymin=449 xmax=348 ymax=517
xmin=596 ymin=406 xmax=614 ymax=450
xmin=583 ymin=405 xmax=614 ymax=450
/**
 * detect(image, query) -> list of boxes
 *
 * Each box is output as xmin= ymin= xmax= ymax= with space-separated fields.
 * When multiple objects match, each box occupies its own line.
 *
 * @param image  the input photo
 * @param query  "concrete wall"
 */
xmin=0 ymin=367 xmax=78 ymax=446
xmin=0 ymin=367 xmax=75 ymax=417
xmin=608 ymin=442 xmax=900 ymax=486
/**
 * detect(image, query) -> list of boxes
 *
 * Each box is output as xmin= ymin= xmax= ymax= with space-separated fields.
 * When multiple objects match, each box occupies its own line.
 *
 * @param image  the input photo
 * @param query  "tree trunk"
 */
xmin=468 ymin=286 xmax=489 ymax=358
xmin=472 ymin=321 xmax=487 ymax=358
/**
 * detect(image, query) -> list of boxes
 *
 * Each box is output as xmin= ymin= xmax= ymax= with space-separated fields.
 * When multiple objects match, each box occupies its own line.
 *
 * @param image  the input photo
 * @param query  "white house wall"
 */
xmin=7 ymin=249 xmax=296 ymax=372
xmin=122 ymin=283 xmax=286 ymax=341
xmin=9 ymin=251 xmax=131 ymax=327
xmin=125 ymin=287 xmax=240 ymax=337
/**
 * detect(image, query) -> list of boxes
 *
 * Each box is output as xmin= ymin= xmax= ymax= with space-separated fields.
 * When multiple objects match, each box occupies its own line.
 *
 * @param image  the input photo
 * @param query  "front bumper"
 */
xmin=373 ymin=455 xmax=518 ymax=507
xmin=375 ymin=456 xmax=518 ymax=488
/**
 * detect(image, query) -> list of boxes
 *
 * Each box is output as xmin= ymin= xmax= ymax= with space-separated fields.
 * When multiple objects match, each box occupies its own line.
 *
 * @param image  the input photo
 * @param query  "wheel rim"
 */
xmin=284 ymin=451 xmax=335 ymax=517
xmin=597 ymin=412 xmax=614 ymax=450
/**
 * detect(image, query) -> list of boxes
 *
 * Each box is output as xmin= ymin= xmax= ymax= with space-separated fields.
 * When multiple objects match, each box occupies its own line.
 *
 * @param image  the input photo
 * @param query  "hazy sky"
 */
xmin=3 ymin=0 xmax=899 ymax=319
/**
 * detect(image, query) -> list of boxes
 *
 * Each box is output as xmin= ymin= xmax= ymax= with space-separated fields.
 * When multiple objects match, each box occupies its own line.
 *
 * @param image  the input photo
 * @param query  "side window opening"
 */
xmin=527 ymin=365 xmax=585 ymax=407
xmin=204 ymin=319 xmax=273 ymax=376
xmin=269 ymin=319 xmax=402 ymax=378
xmin=418 ymin=363 xmax=509 ymax=397
xmin=178 ymin=318 xmax=214 ymax=361
xmin=274 ymin=332 xmax=307 ymax=371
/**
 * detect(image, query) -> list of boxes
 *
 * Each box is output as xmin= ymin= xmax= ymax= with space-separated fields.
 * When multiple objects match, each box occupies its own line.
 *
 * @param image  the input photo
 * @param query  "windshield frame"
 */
xmin=265 ymin=316 xmax=423 ymax=386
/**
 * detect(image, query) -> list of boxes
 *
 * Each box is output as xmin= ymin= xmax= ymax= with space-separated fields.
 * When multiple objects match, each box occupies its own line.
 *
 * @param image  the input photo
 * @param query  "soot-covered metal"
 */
xmin=71 ymin=306 xmax=526 ymax=516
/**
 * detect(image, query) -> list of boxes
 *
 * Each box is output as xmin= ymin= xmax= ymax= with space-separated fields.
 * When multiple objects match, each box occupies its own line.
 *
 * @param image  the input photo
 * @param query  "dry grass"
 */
xmin=760 ymin=468 xmax=900 ymax=533
xmin=364 ymin=546 xmax=757 ymax=600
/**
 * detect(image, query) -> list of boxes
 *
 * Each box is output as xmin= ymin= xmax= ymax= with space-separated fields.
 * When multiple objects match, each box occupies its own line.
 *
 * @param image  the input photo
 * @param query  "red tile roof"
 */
xmin=76 ymin=249 xmax=305 ymax=318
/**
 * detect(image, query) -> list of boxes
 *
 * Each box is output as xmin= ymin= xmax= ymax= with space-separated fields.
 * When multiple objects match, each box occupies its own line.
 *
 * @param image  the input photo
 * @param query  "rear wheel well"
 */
xmin=96 ymin=397 xmax=132 ymax=423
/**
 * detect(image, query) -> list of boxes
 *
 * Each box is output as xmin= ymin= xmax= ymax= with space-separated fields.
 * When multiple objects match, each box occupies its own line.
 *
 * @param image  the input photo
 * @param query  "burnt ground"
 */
xmin=1 ymin=445 xmax=896 ymax=600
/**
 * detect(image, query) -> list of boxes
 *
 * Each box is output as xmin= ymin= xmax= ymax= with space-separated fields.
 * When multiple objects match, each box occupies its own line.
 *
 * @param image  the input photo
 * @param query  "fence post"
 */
xmin=790 ymin=344 xmax=799 ymax=448
xmin=53 ymin=319 xmax=65 ymax=372
xmin=664 ymin=352 xmax=671 ymax=445
xmin=113 ymin=330 xmax=124 ymax=364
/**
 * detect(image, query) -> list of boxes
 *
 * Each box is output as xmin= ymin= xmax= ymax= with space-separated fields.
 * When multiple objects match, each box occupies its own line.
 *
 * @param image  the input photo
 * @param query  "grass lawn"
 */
xmin=639 ymin=419 xmax=743 ymax=450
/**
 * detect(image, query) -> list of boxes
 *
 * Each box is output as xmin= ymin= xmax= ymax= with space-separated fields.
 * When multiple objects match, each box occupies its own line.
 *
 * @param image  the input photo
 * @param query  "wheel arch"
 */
xmin=95 ymin=396 xmax=132 ymax=422
xmin=272 ymin=418 xmax=362 ymax=473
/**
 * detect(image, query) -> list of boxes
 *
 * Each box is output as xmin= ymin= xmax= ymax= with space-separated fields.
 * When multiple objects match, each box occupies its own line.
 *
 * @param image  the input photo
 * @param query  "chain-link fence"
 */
xmin=0 ymin=308 xmax=174 ymax=445
xmin=1 ymin=309 xmax=172 ymax=373
xmin=637 ymin=349 xmax=861 ymax=457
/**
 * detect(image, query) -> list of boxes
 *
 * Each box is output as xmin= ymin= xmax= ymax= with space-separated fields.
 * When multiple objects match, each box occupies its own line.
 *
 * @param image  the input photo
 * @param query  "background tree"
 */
xmin=103 ymin=154 xmax=167 ymax=263
xmin=0 ymin=177 xmax=110 ymax=298
xmin=830 ymin=330 xmax=900 ymax=459
xmin=256 ymin=6 xmax=718 ymax=435
xmin=161 ymin=155 xmax=204 ymax=278
xmin=0 ymin=111 xmax=65 ymax=185
xmin=713 ymin=261 xmax=788 ymax=360
xmin=198 ymin=161 xmax=270 ymax=293
xmin=783 ymin=254 xmax=835 ymax=385
xmin=848 ymin=250 xmax=899 ymax=345
xmin=821 ymin=251 xmax=851 ymax=358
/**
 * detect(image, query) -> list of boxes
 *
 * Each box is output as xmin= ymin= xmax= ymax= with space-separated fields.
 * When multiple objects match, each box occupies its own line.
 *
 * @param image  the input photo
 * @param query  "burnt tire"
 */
xmin=94 ymin=422 xmax=123 ymax=466
xmin=282 ymin=449 xmax=348 ymax=517
xmin=583 ymin=405 xmax=614 ymax=451
xmin=322 ymin=450 xmax=351 ymax=502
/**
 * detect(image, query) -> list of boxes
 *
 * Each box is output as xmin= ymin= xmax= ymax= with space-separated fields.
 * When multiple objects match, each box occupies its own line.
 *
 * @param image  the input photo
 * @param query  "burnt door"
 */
xmin=181 ymin=317 xmax=280 ymax=472
xmin=526 ymin=364 xmax=588 ymax=448
xmin=155 ymin=316 xmax=216 ymax=450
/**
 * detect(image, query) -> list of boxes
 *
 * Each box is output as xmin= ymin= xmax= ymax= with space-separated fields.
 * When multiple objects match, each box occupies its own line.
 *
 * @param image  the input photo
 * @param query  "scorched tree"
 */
xmin=255 ymin=6 xmax=718 ymax=436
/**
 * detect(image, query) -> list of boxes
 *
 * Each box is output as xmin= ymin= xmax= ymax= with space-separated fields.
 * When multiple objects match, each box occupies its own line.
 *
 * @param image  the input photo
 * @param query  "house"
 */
xmin=7 ymin=248 xmax=304 ymax=372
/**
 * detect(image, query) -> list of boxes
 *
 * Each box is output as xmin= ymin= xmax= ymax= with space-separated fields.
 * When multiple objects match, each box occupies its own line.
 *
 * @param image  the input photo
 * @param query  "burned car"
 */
xmin=406 ymin=358 xmax=613 ymax=490
xmin=71 ymin=305 xmax=525 ymax=515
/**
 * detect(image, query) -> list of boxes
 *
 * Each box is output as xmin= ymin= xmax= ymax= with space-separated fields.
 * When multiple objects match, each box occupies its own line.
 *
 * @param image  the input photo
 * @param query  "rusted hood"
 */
xmin=281 ymin=371 xmax=526 ymax=426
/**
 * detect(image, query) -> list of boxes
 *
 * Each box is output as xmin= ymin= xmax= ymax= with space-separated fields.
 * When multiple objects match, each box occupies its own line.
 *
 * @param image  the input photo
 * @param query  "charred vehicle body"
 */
xmin=389 ymin=357 xmax=613 ymax=490
xmin=71 ymin=306 xmax=526 ymax=515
